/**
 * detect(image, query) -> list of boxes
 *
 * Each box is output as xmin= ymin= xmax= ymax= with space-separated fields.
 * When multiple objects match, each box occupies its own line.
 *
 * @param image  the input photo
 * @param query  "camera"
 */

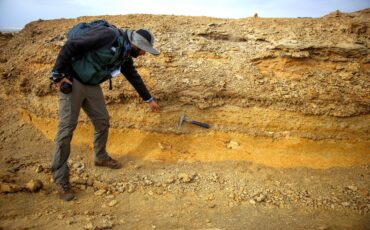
xmin=60 ymin=82 xmax=72 ymax=94
xmin=50 ymin=71 xmax=73 ymax=94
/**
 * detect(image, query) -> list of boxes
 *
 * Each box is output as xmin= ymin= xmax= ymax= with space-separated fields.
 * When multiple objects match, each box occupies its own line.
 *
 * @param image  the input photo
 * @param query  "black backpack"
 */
xmin=67 ymin=20 xmax=125 ymax=90
xmin=67 ymin=19 xmax=118 ymax=39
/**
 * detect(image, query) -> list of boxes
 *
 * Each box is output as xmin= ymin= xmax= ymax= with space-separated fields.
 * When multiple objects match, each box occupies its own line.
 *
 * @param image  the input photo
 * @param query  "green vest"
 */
xmin=71 ymin=36 xmax=126 ymax=85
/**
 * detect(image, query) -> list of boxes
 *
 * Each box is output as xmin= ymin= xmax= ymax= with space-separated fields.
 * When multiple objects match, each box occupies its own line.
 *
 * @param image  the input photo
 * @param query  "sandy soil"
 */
xmin=0 ymin=9 xmax=369 ymax=230
xmin=1 ymin=98 xmax=369 ymax=230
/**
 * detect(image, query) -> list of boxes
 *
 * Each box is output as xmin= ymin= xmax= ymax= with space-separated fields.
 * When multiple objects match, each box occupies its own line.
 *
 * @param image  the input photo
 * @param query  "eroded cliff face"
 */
xmin=1 ymin=11 xmax=370 ymax=228
xmin=0 ymin=10 xmax=369 ymax=142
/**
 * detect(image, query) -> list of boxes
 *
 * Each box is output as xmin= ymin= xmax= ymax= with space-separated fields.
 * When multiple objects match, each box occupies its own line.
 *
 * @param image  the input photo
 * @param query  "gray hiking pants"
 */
xmin=51 ymin=79 xmax=110 ymax=184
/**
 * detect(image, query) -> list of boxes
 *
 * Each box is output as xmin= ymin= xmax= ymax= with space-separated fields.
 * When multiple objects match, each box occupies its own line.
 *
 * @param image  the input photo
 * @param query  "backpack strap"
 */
xmin=107 ymin=30 xmax=125 ymax=91
xmin=107 ymin=35 xmax=124 ymax=66
xmin=109 ymin=78 xmax=113 ymax=90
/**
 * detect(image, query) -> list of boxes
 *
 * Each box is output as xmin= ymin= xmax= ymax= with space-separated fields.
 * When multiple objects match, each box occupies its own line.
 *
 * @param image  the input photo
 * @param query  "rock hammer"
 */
xmin=178 ymin=113 xmax=210 ymax=129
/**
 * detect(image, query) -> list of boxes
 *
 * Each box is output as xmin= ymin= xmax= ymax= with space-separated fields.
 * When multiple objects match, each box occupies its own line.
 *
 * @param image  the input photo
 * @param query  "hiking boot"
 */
xmin=56 ymin=182 xmax=75 ymax=201
xmin=94 ymin=156 xmax=122 ymax=169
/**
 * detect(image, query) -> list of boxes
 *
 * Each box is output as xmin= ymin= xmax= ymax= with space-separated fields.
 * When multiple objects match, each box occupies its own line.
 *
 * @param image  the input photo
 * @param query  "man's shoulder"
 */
xmin=75 ymin=26 xmax=118 ymax=48
xmin=89 ymin=26 xmax=117 ymax=36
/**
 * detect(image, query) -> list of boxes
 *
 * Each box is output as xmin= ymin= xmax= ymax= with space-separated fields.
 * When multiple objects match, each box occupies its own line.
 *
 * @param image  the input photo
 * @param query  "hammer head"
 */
xmin=178 ymin=113 xmax=186 ymax=129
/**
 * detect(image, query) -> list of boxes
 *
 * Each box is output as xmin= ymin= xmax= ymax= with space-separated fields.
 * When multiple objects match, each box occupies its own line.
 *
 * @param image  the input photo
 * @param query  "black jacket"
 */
xmin=53 ymin=26 xmax=152 ymax=101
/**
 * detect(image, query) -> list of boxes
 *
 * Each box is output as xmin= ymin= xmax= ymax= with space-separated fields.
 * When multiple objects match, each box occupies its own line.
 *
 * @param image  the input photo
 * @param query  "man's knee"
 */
xmin=92 ymin=118 xmax=109 ymax=132
xmin=55 ymin=123 xmax=77 ymax=142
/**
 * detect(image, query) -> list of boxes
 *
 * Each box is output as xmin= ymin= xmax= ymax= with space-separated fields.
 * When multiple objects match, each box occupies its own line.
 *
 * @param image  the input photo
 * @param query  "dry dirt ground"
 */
xmin=0 ymin=99 xmax=369 ymax=230
xmin=0 ymin=9 xmax=370 ymax=230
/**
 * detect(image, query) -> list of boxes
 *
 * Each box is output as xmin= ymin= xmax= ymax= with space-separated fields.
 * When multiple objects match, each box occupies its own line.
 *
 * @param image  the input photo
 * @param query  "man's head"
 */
xmin=128 ymin=29 xmax=160 ymax=58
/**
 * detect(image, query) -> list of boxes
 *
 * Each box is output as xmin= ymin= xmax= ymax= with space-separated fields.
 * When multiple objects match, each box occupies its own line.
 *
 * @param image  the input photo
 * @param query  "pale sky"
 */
xmin=0 ymin=0 xmax=369 ymax=29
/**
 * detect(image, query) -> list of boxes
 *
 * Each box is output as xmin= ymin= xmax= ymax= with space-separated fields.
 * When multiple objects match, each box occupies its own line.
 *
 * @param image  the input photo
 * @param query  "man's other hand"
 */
xmin=54 ymin=77 xmax=72 ymax=90
xmin=149 ymin=100 xmax=160 ymax=112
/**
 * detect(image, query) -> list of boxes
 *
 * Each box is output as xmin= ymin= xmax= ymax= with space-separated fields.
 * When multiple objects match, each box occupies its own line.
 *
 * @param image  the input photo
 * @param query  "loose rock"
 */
xmin=165 ymin=176 xmax=176 ymax=184
xmin=227 ymin=140 xmax=240 ymax=149
xmin=94 ymin=189 xmax=106 ymax=196
xmin=35 ymin=165 xmax=44 ymax=173
xmin=346 ymin=185 xmax=358 ymax=191
xmin=0 ymin=182 xmax=22 ymax=193
xmin=255 ymin=193 xmax=266 ymax=203
xmin=108 ymin=200 xmax=118 ymax=207
xmin=178 ymin=173 xmax=192 ymax=183
xmin=341 ymin=202 xmax=350 ymax=207
xmin=84 ymin=223 xmax=94 ymax=230
xmin=25 ymin=179 xmax=43 ymax=192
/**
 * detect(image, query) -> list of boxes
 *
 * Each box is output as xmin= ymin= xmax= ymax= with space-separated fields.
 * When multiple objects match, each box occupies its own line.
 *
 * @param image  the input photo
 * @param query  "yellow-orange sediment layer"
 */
xmin=21 ymin=110 xmax=370 ymax=169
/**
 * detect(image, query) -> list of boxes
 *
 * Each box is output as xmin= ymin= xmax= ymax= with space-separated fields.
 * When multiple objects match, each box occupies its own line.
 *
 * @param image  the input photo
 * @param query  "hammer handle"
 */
xmin=191 ymin=120 xmax=210 ymax=129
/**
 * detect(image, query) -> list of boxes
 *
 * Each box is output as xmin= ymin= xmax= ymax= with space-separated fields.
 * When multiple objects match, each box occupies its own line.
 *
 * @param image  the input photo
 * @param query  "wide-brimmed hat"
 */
xmin=127 ymin=29 xmax=160 ymax=55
